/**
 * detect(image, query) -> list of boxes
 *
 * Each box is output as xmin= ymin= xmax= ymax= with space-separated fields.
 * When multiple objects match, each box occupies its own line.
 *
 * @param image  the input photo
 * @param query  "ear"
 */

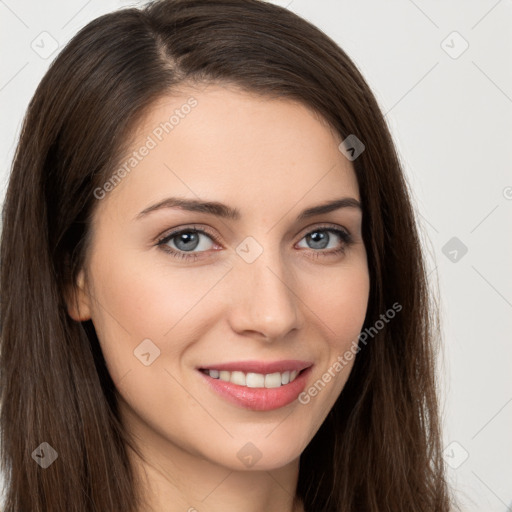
xmin=66 ymin=269 xmax=92 ymax=322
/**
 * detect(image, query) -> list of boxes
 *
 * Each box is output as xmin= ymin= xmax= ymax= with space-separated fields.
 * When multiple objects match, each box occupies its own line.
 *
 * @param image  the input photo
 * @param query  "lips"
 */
xmin=196 ymin=360 xmax=314 ymax=411
xmin=197 ymin=359 xmax=313 ymax=374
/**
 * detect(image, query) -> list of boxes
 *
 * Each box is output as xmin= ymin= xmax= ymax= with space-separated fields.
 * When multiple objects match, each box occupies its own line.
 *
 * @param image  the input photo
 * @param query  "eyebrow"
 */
xmin=135 ymin=196 xmax=361 ymax=221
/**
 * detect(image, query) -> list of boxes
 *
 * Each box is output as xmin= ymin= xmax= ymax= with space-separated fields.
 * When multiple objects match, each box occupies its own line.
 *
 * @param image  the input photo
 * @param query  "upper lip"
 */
xmin=197 ymin=360 xmax=313 ymax=374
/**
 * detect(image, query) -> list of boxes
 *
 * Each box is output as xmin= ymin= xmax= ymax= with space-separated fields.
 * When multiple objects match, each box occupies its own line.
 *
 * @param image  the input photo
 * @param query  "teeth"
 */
xmin=230 ymin=371 xmax=246 ymax=386
xmin=264 ymin=372 xmax=282 ymax=388
xmin=204 ymin=368 xmax=302 ymax=388
xmin=246 ymin=372 xmax=264 ymax=387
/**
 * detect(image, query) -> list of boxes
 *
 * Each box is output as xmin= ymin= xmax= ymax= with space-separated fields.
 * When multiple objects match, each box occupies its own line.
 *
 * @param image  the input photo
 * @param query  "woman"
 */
xmin=0 ymin=0 xmax=453 ymax=510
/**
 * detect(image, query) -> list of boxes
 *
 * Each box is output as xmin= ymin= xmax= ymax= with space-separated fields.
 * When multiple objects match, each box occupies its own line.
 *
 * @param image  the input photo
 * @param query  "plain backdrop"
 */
xmin=1 ymin=1 xmax=511 ymax=510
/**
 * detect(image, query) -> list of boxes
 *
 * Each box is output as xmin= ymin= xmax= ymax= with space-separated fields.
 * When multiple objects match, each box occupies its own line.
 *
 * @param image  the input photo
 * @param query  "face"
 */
xmin=69 ymin=84 xmax=369 ymax=472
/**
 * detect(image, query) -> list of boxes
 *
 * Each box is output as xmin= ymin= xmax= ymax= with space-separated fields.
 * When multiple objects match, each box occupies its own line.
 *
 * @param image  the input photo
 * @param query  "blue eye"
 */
xmin=297 ymin=228 xmax=351 ymax=253
xmin=156 ymin=226 xmax=218 ymax=261
xmin=156 ymin=224 xmax=353 ymax=261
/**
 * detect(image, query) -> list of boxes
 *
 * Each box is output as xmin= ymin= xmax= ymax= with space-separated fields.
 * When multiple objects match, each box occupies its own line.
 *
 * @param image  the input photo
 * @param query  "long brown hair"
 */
xmin=0 ymin=1 xmax=453 ymax=510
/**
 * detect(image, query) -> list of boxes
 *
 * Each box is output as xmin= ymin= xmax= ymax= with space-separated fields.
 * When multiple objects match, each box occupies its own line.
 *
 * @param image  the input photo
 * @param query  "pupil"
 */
xmin=308 ymin=231 xmax=328 ymax=249
xmin=176 ymin=231 xmax=199 ymax=251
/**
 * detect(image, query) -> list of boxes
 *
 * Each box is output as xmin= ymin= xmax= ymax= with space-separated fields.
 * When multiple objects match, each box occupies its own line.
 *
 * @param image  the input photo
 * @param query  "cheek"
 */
xmin=309 ymin=260 xmax=370 ymax=349
xmin=291 ymin=261 xmax=369 ymax=442
xmin=306 ymin=260 xmax=369 ymax=378
xmin=85 ymin=251 xmax=223 ymax=437
xmin=87 ymin=247 xmax=230 ymax=376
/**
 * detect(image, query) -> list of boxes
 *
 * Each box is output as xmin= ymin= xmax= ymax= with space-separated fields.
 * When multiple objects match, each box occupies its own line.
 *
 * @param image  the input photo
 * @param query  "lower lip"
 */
xmin=198 ymin=367 xmax=313 ymax=411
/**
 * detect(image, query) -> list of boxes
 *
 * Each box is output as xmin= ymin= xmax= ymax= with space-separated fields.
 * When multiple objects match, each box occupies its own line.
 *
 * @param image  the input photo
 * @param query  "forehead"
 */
xmin=100 ymin=84 xmax=360 ymax=220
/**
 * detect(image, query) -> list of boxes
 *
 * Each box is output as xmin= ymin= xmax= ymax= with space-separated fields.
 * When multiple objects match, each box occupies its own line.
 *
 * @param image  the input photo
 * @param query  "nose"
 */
xmin=226 ymin=249 xmax=303 ymax=341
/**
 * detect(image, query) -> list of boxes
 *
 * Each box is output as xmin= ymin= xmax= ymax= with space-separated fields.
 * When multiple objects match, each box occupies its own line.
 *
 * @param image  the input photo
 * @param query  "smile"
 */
xmin=199 ymin=368 xmax=302 ymax=388
xmin=197 ymin=365 xmax=313 ymax=411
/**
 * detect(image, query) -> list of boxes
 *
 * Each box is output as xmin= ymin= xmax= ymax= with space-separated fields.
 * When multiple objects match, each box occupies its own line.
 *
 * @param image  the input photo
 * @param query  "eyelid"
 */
xmin=155 ymin=224 xmax=221 ymax=246
xmin=296 ymin=221 xmax=351 ymax=238
xmin=156 ymin=222 xmax=352 ymax=246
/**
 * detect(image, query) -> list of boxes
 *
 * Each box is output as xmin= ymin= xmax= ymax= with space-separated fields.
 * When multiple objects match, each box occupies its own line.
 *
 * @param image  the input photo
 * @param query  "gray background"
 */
xmin=1 ymin=1 xmax=511 ymax=510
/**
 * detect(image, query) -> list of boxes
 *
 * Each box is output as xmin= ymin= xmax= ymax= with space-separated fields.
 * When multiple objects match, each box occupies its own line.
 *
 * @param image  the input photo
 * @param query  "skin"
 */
xmin=67 ymin=84 xmax=370 ymax=512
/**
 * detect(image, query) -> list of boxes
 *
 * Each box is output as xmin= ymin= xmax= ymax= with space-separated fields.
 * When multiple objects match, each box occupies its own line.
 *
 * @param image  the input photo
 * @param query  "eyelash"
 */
xmin=155 ymin=223 xmax=353 ymax=262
